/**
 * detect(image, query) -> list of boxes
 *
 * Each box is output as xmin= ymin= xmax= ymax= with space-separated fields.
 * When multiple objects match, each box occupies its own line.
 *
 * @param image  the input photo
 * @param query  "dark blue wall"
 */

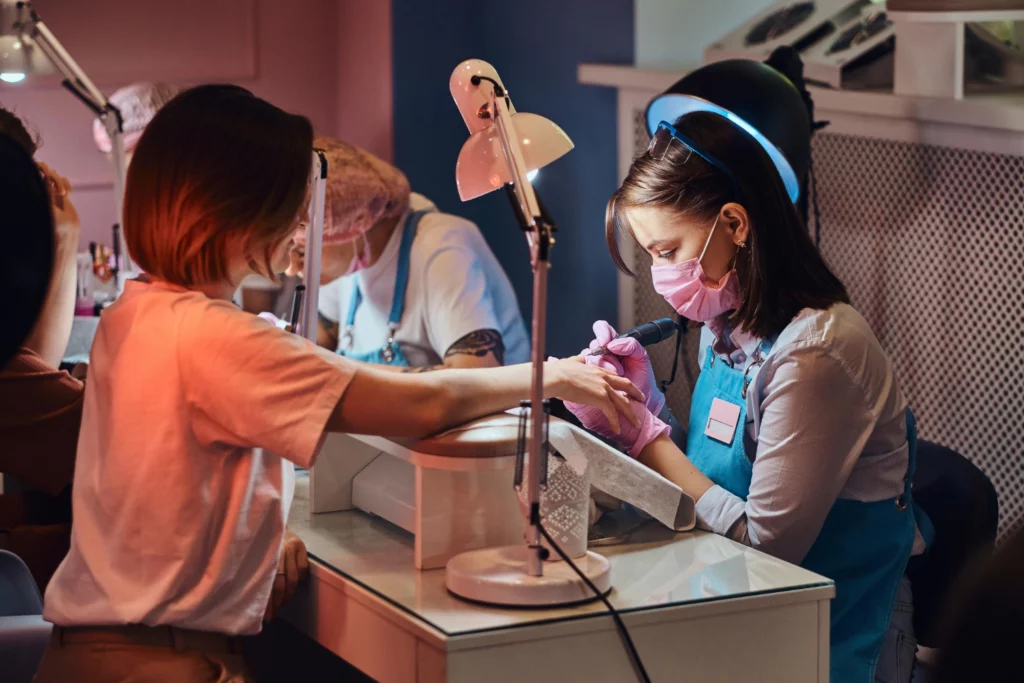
xmin=392 ymin=0 xmax=634 ymax=358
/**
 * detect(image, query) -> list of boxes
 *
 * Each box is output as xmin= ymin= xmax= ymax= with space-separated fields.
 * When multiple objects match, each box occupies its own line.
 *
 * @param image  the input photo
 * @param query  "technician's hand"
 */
xmin=585 ymin=321 xmax=665 ymax=416
xmin=564 ymin=396 xmax=670 ymax=459
xmin=544 ymin=357 xmax=644 ymax=436
xmin=264 ymin=529 xmax=309 ymax=621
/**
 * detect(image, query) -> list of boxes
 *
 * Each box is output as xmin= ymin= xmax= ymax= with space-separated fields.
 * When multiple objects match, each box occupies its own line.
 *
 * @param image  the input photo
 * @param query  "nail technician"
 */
xmin=565 ymin=57 xmax=932 ymax=683
xmin=285 ymin=137 xmax=530 ymax=371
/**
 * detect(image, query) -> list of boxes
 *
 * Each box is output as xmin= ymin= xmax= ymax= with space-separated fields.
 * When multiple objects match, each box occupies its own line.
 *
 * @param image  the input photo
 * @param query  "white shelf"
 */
xmin=578 ymin=63 xmax=1024 ymax=138
xmin=889 ymin=9 xmax=1024 ymax=23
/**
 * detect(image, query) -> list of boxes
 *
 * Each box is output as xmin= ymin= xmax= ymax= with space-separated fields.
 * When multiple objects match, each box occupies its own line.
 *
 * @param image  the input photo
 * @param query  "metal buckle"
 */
xmin=896 ymin=495 xmax=909 ymax=511
xmin=741 ymin=351 xmax=765 ymax=399
xmin=381 ymin=323 xmax=399 ymax=363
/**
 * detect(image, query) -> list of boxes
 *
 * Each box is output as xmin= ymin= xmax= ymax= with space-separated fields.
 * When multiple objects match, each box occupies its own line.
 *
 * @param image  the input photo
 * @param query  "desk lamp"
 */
xmin=0 ymin=1 xmax=133 ymax=281
xmin=443 ymin=59 xmax=612 ymax=607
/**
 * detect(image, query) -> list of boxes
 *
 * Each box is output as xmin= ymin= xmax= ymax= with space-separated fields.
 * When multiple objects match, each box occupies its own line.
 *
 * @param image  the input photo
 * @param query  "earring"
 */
xmin=737 ymin=240 xmax=746 ymax=248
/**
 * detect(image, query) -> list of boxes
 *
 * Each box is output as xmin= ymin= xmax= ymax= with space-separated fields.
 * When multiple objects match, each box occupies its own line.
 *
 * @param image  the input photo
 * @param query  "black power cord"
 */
xmin=659 ymin=316 xmax=687 ymax=394
xmin=537 ymin=522 xmax=652 ymax=683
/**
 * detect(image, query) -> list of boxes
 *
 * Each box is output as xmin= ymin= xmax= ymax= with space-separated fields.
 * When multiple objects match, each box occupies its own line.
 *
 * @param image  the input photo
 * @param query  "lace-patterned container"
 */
xmin=518 ymin=450 xmax=591 ymax=560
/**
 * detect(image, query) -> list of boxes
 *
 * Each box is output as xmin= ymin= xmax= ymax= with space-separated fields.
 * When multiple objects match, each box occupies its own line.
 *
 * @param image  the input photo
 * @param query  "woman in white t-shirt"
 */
xmin=35 ymin=85 xmax=641 ymax=683
xmin=287 ymin=137 xmax=529 ymax=371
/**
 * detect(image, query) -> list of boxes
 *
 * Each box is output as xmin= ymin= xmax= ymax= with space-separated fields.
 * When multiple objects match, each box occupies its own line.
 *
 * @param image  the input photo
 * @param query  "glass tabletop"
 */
xmin=289 ymin=472 xmax=832 ymax=638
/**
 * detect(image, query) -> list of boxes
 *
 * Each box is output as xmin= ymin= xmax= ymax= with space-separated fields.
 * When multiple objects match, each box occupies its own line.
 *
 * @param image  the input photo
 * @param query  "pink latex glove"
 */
xmin=258 ymin=312 xmax=292 ymax=331
xmin=564 ymin=395 xmax=670 ymax=459
xmin=585 ymin=321 xmax=666 ymax=417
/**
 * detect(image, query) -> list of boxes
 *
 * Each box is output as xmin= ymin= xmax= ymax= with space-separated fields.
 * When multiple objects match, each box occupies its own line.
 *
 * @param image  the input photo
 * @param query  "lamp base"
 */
xmin=445 ymin=545 xmax=611 ymax=607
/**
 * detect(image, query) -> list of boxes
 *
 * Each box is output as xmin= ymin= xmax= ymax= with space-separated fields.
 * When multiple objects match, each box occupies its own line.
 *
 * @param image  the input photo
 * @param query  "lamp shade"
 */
xmin=450 ymin=59 xmax=573 ymax=201
xmin=645 ymin=59 xmax=810 ymax=203
xmin=0 ymin=3 xmax=51 ymax=82
xmin=0 ymin=35 xmax=26 ymax=81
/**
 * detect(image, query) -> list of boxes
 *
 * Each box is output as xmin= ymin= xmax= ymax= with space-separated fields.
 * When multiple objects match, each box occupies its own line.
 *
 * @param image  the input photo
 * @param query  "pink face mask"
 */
xmin=340 ymin=233 xmax=372 ymax=276
xmin=650 ymin=214 xmax=741 ymax=322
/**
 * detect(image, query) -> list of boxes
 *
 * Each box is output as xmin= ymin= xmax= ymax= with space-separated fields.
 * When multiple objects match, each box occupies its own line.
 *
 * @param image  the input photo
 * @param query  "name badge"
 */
xmin=705 ymin=398 xmax=741 ymax=445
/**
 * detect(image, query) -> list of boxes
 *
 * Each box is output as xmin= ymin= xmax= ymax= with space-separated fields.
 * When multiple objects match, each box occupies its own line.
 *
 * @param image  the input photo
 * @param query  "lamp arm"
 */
xmin=21 ymin=7 xmax=134 ymax=278
xmin=300 ymin=150 xmax=328 ymax=343
xmin=488 ymin=87 xmax=555 ymax=578
xmin=25 ymin=13 xmax=106 ymax=109
xmin=491 ymin=90 xmax=542 ymax=229
xmin=106 ymin=121 xmax=132 ymax=276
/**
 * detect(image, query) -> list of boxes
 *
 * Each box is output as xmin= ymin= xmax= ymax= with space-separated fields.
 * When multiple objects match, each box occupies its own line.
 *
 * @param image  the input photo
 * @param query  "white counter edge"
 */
xmin=442 ymin=584 xmax=835 ymax=653
xmin=298 ymin=555 xmax=833 ymax=654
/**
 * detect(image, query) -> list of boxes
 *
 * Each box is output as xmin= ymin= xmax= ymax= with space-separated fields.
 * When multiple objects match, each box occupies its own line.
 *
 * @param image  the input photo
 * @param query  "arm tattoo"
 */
xmin=401 ymin=364 xmax=444 ymax=373
xmin=318 ymin=311 xmax=339 ymax=340
xmin=399 ymin=329 xmax=506 ymax=373
xmin=444 ymin=329 xmax=505 ymax=365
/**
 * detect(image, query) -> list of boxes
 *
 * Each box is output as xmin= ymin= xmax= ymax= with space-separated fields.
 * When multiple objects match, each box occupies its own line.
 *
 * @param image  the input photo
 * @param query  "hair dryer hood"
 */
xmin=645 ymin=59 xmax=810 ymax=203
xmin=450 ymin=59 xmax=573 ymax=202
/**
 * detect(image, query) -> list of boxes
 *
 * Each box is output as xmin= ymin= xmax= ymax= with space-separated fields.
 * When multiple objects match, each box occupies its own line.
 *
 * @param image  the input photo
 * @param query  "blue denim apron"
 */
xmin=686 ymin=338 xmax=924 ymax=683
xmin=338 ymin=210 xmax=428 ymax=367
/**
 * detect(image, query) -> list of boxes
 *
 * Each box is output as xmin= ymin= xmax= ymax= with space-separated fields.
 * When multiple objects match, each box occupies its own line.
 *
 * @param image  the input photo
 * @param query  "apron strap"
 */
xmin=344 ymin=209 xmax=429 ymax=331
xmin=345 ymin=283 xmax=361 ymax=327
xmin=341 ymin=281 xmax=361 ymax=352
xmin=740 ymin=336 xmax=778 ymax=399
xmin=386 ymin=210 xmax=427 ymax=328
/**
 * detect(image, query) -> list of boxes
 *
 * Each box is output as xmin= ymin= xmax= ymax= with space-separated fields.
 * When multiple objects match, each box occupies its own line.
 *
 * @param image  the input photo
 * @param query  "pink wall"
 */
xmin=337 ymin=0 xmax=393 ymax=162
xmin=0 ymin=0 xmax=393 ymax=249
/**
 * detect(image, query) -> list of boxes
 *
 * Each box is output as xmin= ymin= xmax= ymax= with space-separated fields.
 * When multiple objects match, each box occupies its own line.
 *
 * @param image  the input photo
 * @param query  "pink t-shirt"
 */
xmin=43 ymin=279 xmax=355 ymax=635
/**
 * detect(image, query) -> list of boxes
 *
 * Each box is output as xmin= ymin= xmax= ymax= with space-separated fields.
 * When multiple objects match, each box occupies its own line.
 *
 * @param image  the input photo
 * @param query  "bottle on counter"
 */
xmin=75 ymin=252 xmax=95 ymax=317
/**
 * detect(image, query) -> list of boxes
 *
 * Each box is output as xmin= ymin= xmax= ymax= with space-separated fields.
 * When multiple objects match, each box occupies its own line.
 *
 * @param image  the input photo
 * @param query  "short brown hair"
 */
xmin=0 ymin=107 xmax=38 ymax=156
xmin=124 ymin=84 xmax=313 ymax=286
xmin=606 ymin=112 xmax=848 ymax=339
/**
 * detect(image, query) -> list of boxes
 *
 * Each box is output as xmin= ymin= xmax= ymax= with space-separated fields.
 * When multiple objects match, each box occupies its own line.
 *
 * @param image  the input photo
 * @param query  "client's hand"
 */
xmin=264 ymin=529 xmax=309 ymax=621
xmin=583 ymin=321 xmax=665 ymax=416
xmin=564 ymin=395 xmax=669 ymax=459
xmin=544 ymin=357 xmax=643 ymax=435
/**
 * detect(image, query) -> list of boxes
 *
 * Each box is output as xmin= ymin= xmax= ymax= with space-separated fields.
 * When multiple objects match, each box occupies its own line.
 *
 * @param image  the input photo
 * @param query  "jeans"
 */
xmin=875 ymin=576 xmax=923 ymax=683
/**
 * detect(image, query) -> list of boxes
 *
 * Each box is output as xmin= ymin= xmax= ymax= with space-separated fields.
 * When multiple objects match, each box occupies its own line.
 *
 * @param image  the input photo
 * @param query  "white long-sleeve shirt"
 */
xmin=692 ymin=303 xmax=924 ymax=565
